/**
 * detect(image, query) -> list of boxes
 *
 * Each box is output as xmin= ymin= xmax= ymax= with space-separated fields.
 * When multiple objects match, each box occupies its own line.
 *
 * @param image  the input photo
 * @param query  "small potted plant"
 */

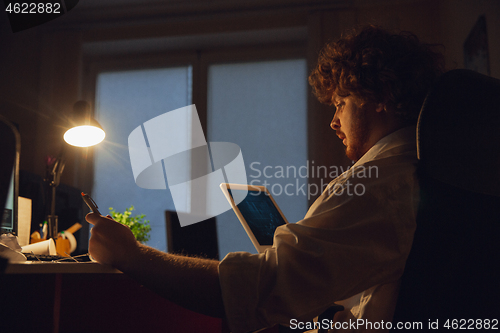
xmin=108 ymin=205 xmax=151 ymax=243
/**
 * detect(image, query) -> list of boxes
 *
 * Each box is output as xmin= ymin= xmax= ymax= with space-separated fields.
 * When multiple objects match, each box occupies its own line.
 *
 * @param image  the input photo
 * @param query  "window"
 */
xmin=90 ymin=41 xmax=308 ymax=255
xmin=94 ymin=66 xmax=192 ymax=251
xmin=208 ymin=59 xmax=308 ymax=256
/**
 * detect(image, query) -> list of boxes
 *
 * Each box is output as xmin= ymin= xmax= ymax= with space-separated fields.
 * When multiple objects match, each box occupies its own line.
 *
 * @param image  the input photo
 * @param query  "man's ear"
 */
xmin=375 ymin=103 xmax=385 ymax=113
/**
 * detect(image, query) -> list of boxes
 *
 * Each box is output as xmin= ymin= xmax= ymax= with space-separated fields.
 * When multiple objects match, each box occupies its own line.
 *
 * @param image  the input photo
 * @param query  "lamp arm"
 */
xmin=46 ymin=146 xmax=66 ymax=239
xmin=50 ymin=156 xmax=66 ymax=188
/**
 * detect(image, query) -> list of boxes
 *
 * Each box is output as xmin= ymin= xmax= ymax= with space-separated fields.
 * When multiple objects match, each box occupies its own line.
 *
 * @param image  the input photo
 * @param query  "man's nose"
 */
xmin=330 ymin=111 xmax=340 ymax=130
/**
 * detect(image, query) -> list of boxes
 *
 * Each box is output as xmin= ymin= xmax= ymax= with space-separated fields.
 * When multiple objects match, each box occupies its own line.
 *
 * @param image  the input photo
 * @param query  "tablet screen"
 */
xmin=228 ymin=189 xmax=287 ymax=245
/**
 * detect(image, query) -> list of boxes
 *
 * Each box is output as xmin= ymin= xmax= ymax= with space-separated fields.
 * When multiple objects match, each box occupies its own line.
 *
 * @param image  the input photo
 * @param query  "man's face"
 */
xmin=330 ymin=94 xmax=372 ymax=161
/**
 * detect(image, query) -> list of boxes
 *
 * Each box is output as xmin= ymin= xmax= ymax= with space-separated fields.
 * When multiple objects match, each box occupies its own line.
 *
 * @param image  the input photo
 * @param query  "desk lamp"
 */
xmin=46 ymin=101 xmax=105 ymax=239
xmin=64 ymin=101 xmax=105 ymax=147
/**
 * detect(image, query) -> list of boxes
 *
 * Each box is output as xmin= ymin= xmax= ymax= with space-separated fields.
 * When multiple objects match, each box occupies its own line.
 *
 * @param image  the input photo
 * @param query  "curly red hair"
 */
xmin=309 ymin=25 xmax=445 ymax=124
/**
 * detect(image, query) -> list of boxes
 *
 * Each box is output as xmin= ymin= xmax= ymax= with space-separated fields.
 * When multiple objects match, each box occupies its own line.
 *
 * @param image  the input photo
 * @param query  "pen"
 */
xmin=81 ymin=192 xmax=102 ymax=215
xmin=42 ymin=221 xmax=48 ymax=239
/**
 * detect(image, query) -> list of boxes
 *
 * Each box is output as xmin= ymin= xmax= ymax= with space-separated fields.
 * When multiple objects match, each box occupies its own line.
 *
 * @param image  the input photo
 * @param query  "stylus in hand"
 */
xmin=81 ymin=192 xmax=102 ymax=216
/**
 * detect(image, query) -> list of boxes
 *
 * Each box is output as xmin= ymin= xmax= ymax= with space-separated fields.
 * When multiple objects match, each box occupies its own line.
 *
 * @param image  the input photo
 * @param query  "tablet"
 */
xmin=220 ymin=183 xmax=289 ymax=253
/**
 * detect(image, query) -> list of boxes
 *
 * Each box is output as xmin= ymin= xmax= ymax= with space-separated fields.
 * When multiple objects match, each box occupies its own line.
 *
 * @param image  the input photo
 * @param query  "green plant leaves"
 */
xmin=108 ymin=206 xmax=151 ymax=243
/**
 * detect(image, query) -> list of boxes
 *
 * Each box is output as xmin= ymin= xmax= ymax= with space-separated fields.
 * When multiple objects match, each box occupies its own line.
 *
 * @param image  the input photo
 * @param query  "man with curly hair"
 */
xmin=86 ymin=26 xmax=444 ymax=332
xmin=309 ymin=26 xmax=443 ymax=161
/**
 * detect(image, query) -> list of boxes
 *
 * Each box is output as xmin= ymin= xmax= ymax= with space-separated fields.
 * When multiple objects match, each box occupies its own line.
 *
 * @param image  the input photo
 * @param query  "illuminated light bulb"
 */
xmin=64 ymin=125 xmax=105 ymax=147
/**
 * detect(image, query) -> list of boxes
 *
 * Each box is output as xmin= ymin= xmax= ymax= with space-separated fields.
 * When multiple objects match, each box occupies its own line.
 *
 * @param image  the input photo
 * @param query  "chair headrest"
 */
xmin=417 ymin=69 xmax=500 ymax=197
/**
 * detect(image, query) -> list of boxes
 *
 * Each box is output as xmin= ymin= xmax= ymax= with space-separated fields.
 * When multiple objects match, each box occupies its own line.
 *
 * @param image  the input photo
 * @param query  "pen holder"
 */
xmin=30 ymin=236 xmax=45 ymax=244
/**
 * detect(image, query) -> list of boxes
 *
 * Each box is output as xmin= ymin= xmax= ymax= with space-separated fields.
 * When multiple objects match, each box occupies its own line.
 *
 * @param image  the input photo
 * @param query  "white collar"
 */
xmin=353 ymin=126 xmax=417 ymax=167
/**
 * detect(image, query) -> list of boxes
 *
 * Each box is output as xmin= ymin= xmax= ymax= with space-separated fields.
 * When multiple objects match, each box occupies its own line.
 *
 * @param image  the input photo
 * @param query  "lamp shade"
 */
xmin=64 ymin=101 xmax=105 ymax=147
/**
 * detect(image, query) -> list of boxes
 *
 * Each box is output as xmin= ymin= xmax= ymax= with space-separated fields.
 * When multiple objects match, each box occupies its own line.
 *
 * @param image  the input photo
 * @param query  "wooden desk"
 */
xmin=1 ymin=262 xmax=225 ymax=333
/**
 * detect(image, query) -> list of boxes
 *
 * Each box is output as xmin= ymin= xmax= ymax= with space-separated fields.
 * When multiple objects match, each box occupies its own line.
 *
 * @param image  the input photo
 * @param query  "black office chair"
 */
xmin=392 ymin=69 xmax=500 ymax=326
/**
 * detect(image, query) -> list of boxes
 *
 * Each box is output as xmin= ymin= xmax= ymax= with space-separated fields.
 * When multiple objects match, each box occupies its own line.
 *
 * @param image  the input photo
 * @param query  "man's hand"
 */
xmin=86 ymin=213 xmax=140 ymax=269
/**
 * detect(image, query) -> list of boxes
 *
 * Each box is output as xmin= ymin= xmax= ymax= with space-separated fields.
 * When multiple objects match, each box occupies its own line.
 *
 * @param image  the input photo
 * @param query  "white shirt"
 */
xmin=219 ymin=127 xmax=419 ymax=333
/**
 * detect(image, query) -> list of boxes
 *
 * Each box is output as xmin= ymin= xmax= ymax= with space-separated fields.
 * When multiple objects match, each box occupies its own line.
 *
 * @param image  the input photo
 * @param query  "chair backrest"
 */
xmin=393 ymin=69 xmax=500 ymax=323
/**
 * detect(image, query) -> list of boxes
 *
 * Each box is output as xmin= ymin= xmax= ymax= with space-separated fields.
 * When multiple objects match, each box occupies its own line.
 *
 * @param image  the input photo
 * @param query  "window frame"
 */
xmin=81 ymin=38 xmax=307 ymax=253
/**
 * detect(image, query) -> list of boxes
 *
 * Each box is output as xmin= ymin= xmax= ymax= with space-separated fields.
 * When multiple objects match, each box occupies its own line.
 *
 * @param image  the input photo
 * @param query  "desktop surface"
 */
xmin=5 ymin=260 xmax=120 ymax=274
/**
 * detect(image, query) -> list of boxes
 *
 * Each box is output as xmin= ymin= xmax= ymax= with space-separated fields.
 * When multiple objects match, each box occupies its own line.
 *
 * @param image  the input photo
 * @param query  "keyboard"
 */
xmin=22 ymin=253 xmax=92 ymax=262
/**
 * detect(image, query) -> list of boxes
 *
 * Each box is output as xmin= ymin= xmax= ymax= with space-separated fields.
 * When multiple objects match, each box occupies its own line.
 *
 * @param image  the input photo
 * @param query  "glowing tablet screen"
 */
xmin=228 ymin=189 xmax=286 ymax=245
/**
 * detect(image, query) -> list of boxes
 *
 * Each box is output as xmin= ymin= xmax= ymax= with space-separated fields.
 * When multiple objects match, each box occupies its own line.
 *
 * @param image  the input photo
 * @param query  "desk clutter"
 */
xmin=28 ymin=222 xmax=81 ymax=257
xmin=0 ymin=227 xmax=90 ymax=262
xmin=0 ymin=195 xmax=84 ymax=262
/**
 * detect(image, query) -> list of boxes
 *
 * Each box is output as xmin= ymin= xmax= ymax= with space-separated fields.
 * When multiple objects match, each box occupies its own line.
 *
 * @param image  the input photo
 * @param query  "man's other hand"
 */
xmin=86 ymin=213 xmax=140 ymax=269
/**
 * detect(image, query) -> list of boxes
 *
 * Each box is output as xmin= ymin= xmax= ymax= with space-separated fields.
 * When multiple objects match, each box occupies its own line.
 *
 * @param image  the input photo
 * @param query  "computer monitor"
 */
xmin=1 ymin=168 xmax=17 ymax=235
xmin=0 ymin=116 xmax=19 ymax=236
